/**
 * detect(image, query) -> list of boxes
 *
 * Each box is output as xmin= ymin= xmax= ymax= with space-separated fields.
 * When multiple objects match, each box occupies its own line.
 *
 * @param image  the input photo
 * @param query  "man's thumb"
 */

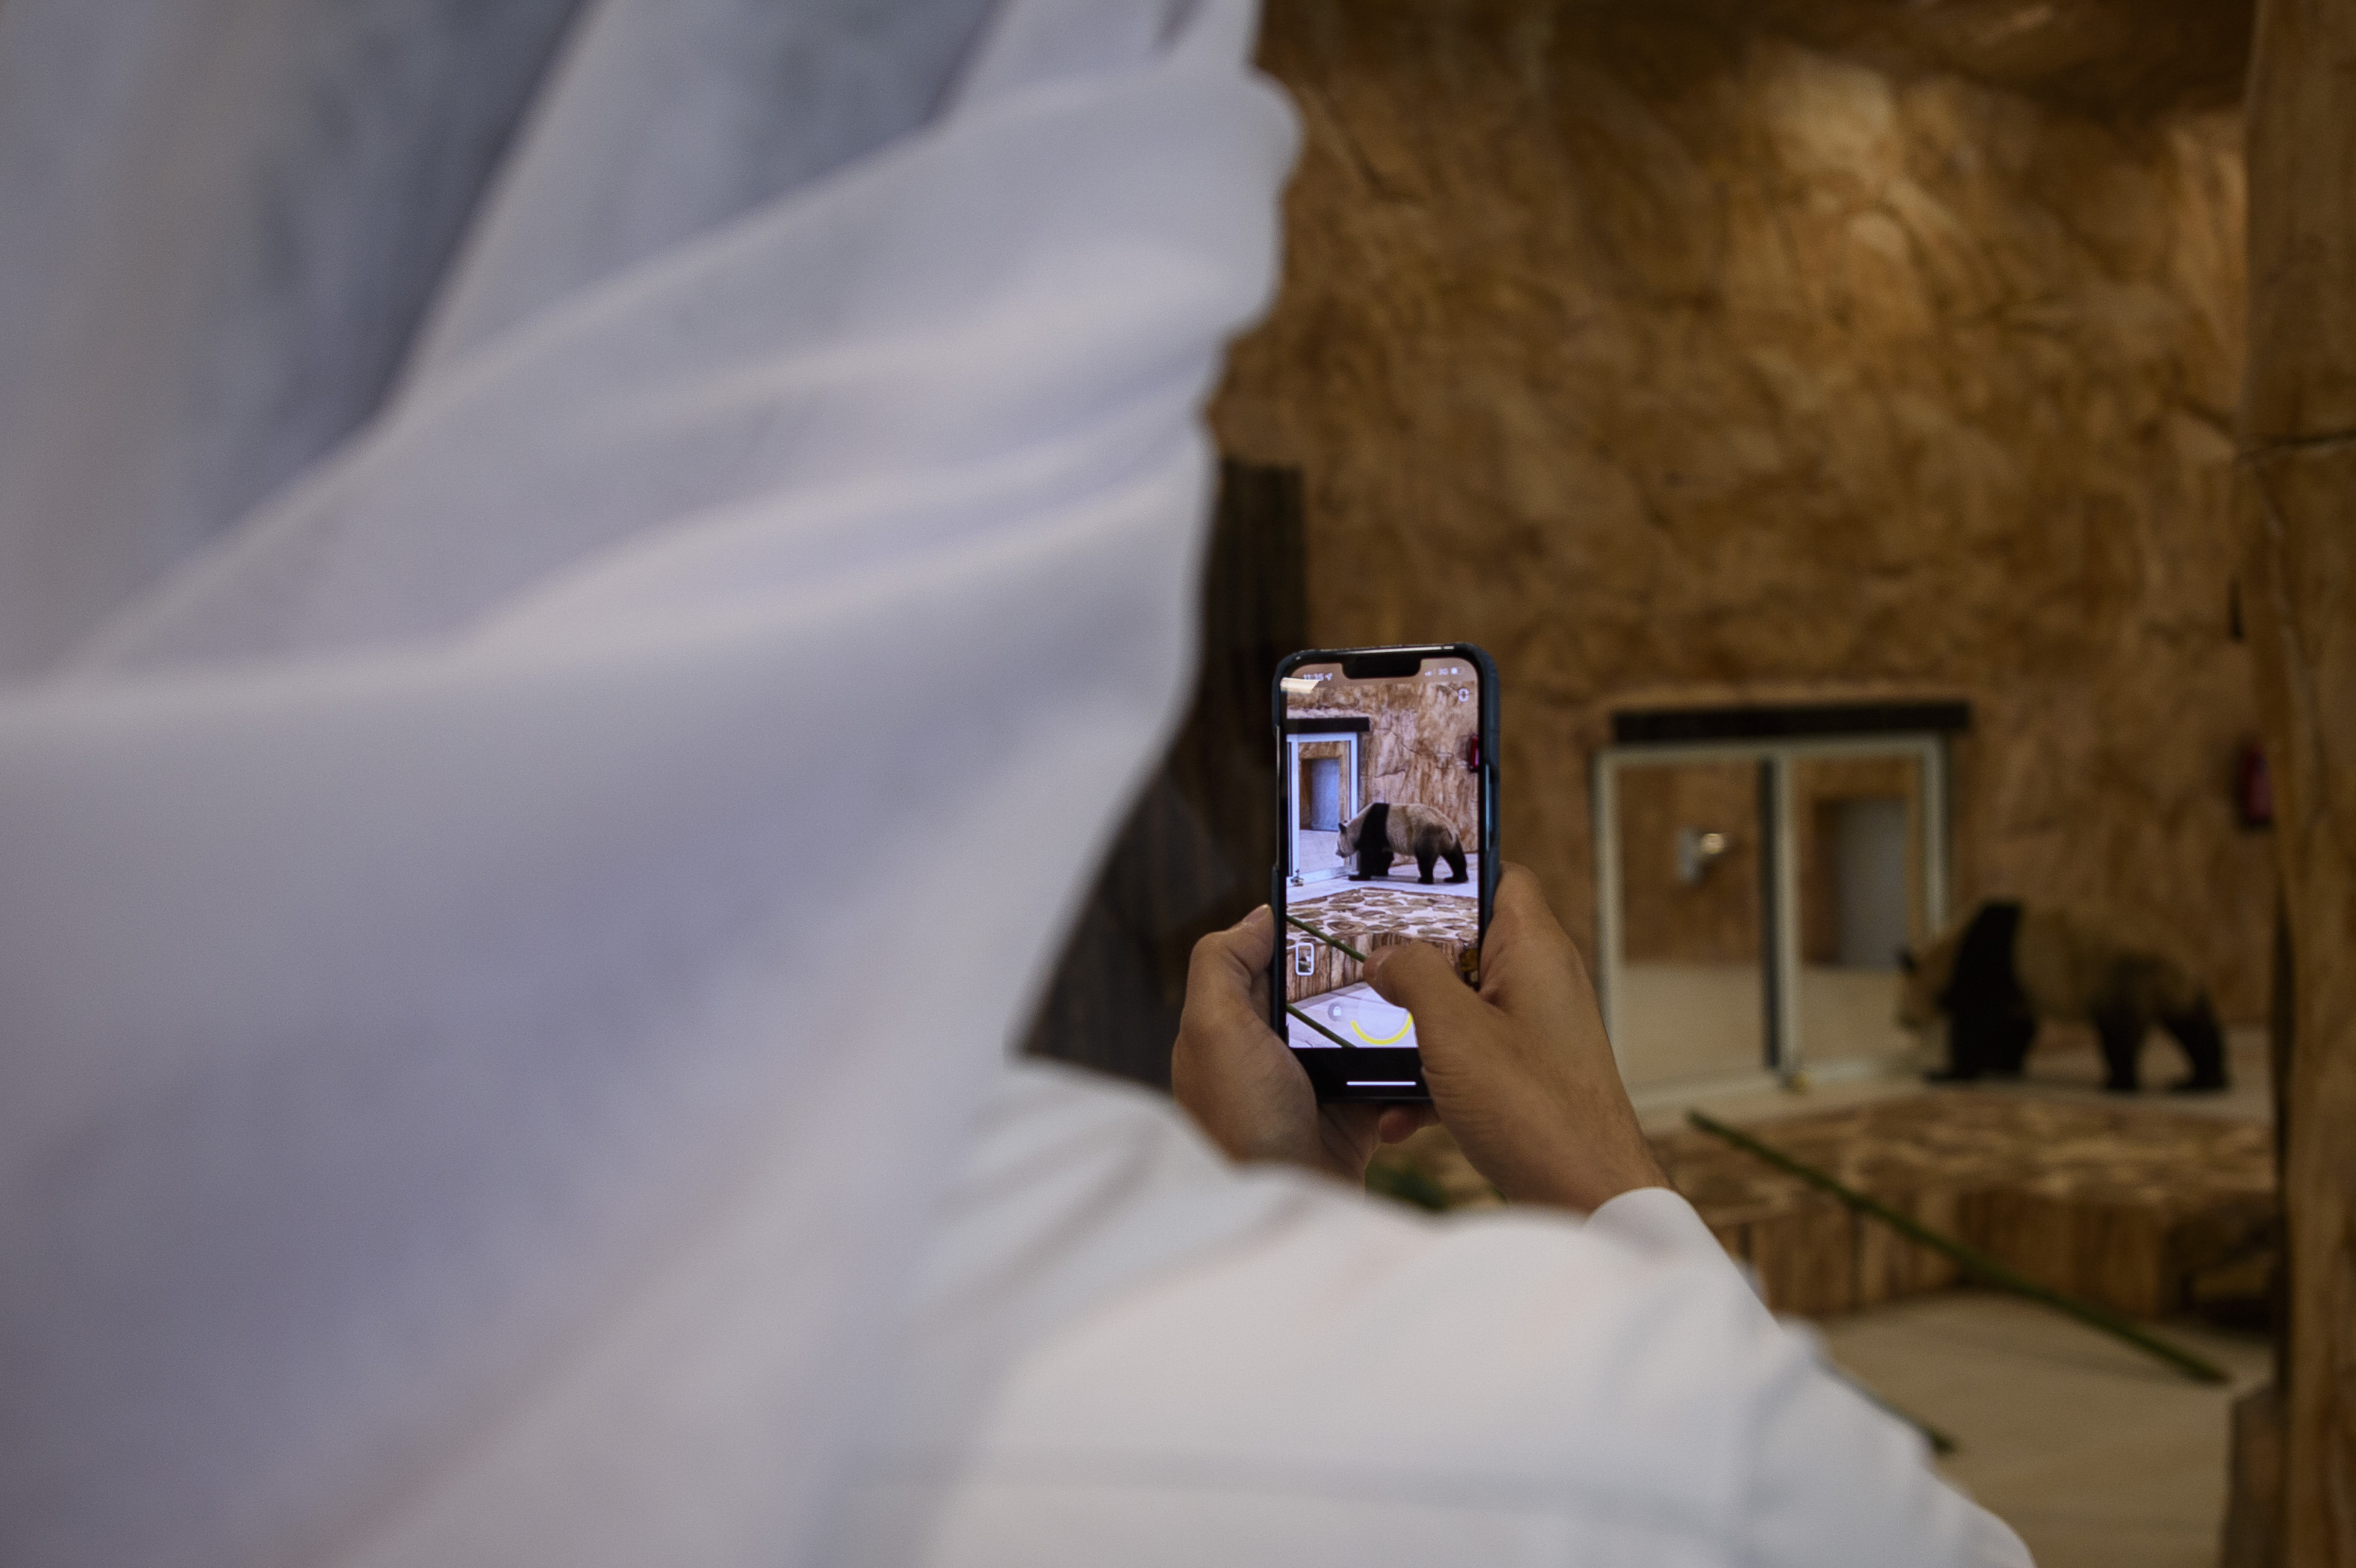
xmin=1364 ymin=941 xmax=1483 ymax=1032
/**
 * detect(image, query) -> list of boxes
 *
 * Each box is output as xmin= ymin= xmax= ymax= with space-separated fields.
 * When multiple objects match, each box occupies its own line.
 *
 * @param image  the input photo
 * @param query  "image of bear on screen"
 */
xmin=1337 ymin=801 xmax=1467 ymax=885
xmin=1277 ymin=650 xmax=1489 ymax=1059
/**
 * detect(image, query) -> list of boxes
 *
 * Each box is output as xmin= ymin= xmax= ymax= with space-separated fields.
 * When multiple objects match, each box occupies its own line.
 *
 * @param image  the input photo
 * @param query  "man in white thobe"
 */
xmin=0 ymin=1 xmax=2028 ymax=1563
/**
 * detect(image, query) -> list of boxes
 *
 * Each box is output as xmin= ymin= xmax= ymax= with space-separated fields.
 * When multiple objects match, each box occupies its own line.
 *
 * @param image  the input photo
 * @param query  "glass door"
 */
xmin=1598 ymin=756 xmax=1769 ymax=1091
xmin=1791 ymin=753 xmax=1933 ymax=1075
xmin=1596 ymin=732 xmax=1949 ymax=1100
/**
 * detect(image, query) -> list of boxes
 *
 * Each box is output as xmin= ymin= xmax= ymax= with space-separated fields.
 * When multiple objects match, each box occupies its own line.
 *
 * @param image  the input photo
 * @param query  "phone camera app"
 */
xmin=1281 ymin=656 xmax=1483 ymax=1055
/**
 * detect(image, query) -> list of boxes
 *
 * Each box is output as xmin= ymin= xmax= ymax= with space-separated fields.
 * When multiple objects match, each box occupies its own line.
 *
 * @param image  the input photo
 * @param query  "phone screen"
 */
xmin=1276 ymin=648 xmax=1491 ymax=1092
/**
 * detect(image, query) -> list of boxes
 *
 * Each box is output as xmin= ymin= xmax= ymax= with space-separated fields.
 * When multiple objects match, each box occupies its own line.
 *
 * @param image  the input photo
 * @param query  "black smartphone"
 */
xmin=1270 ymin=644 xmax=1498 ymax=1102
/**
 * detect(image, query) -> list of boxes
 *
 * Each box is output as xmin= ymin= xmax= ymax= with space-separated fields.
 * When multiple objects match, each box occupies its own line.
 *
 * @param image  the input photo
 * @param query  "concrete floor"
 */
xmin=1289 ymin=847 xmax=1483 ymax=900
xmin=1612 ymin=962 xmax=2274 ymax=1120
xmin=1819 ymin=1293 xmax=2271 ymax=1568
xmin=1640 ymin=1028 xmax=2274 ymax=1134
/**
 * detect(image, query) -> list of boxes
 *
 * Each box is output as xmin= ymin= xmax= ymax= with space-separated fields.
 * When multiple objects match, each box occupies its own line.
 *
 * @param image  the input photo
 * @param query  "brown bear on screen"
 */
xmin=1336 ymin=802 xmax=1468 ymax=885
xmin=1899 ymin=900 xmax=2228 ymax=1093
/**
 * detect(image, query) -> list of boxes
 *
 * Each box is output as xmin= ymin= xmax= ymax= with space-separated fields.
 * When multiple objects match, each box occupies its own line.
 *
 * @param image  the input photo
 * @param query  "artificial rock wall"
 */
xmin=1294 ymin=676 xmax=1483 ymax=841
xmin=1212 ymin=0 xmax=2275 ymax=1017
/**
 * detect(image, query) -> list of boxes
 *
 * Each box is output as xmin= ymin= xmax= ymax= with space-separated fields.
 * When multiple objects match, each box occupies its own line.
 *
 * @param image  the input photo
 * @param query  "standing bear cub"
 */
xmin=1899 ymin=900 xmax=2229 ymax=1093
xmin=1337 ymin=802 xmax=1468 ymax=885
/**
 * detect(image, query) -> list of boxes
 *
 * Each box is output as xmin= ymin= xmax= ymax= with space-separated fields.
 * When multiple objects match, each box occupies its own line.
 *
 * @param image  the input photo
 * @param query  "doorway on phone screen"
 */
xmin=1280 ymin=657 xmax=1483 ymax=1052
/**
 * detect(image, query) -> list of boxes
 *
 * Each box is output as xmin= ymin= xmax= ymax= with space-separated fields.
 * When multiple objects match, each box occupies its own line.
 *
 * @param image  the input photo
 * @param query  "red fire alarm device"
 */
xmin=2236 ymin=742 xmax=2274 ymax=828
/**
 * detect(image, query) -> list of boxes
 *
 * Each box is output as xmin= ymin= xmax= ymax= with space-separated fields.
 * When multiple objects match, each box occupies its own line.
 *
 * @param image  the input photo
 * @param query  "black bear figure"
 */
xmin=1900 ymin=900 xmax=2230 ymax=1093
xmin=1335 ymin=802 xmax=1468 ymax=885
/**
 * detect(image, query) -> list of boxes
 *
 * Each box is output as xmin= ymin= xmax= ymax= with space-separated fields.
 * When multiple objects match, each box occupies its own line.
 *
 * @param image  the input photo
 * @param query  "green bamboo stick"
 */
xmin=1284 ymin=912 xmax=1368 ymax=963
xmin=1365 ymin=1159 xmax=1451 ymax=1212
xmin=1284 ymin=1001 xmax=1358 ymax=1050
xmin=1686 ymin=1110 xmax=2229 ymax=1385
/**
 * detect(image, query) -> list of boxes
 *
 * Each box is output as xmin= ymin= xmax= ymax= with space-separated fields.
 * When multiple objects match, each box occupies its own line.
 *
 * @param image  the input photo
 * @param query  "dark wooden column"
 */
xmin=1022 ymin=460 xmax=1307 ymax=1087
xmin=2236 ymin=0 xmax=2356 ymax=1560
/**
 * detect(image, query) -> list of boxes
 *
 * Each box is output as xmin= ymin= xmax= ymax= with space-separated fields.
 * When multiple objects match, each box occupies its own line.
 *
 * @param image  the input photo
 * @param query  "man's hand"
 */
xmin=1364 ymin=863 xmax=1668 ymax=1212
xmin=1173 ymin=906 xmax=1426 ymax=1183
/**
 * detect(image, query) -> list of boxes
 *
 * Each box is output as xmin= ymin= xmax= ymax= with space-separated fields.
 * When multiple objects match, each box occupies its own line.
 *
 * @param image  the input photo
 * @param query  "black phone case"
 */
xmin=1270 ymin=643 xmax=1499 ymax=1103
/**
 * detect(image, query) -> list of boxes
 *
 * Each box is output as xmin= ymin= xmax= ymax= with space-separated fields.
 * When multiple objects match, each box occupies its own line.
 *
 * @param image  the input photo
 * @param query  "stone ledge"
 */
xmin=1371 ymin=1091 xmax=2275 ymax=1318
xmin=1654 ymin=1093 xmax=2274 ymax=1317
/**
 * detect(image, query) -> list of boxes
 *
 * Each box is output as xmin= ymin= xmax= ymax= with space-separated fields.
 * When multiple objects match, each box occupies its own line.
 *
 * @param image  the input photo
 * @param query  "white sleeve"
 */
xmin=1590 ymin=1187 xmax=2034 ymax=1568
xmin=1743 ymin=1347 xmax=2035 ymax=1568
xmin=1586 ymin=1184 xmax=1744 ymax=1264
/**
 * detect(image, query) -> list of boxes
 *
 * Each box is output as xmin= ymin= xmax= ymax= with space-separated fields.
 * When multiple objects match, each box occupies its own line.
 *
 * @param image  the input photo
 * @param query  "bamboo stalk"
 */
xmin=1285 ymin=913 xmax=1367 ymax=963
xmin=1686 ymin=1110 xmax=2230 ymax=1385
xmin=1365 ymin=1159 xmax=1450 ymax=1212
xmin=1284 ymin=1001 xmax=1358 ymax=1050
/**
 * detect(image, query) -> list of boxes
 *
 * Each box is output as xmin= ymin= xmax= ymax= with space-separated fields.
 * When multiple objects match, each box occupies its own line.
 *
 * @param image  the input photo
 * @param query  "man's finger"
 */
xmin=1185 ymin=906 xmax=1278 ymax=1031
xmin=1364 ymin=940 xmax=1486 ymax=1037
xmin=1478 ymin=864 xmax=1583 ymax=1015
xmin=1222 ymin=903 xmax=1274 ymax=954
xmin=1376 ymin=1106 xmax=1438 ymax=1144
xmin=1485 ymin=864 xmax=1567 ymax=957
xmin=1189 ymin=906 xmax=1272 ymax=982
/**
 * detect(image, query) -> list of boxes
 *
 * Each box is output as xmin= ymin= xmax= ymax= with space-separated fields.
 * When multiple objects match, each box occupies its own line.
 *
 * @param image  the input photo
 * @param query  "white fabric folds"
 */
xmin=0 ymin=4 xmax=1296 ymax=1566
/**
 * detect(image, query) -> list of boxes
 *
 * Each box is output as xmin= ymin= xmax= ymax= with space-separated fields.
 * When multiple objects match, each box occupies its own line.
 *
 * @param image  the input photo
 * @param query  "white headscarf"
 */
xmin=0 ymin=3 xmax=1296 ymax=1564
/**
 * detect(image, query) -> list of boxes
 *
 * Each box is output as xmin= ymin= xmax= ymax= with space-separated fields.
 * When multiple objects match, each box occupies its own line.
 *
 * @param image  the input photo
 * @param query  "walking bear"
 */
xmin=1337 ymin=802 xmax=1468 ymax=885
xmin=1899 ymin=900 xmax=2229 ymax=1093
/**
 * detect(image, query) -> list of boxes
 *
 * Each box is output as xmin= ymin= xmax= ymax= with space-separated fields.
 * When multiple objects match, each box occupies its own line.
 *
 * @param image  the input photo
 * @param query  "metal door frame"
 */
xmin=1591 ymin=732 xmax=1949 ymax=1090
xmin=1284 ymin=730 xmax=1361 ymax=885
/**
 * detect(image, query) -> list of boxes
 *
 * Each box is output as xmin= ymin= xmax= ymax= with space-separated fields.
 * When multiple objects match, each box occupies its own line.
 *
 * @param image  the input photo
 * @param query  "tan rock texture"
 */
xmin=1211 ymin=2 xmax=2275 ymax=1018
xmin=1288 ymin=674 xmax=1482 ymax=834
xmin=2237 ymin=0 xmax=2356 ymax=1558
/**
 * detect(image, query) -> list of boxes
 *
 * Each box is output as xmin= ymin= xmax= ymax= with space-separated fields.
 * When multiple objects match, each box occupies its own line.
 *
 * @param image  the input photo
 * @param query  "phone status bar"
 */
xmin=1281 ymin=660 xmax=1475 ymax=693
